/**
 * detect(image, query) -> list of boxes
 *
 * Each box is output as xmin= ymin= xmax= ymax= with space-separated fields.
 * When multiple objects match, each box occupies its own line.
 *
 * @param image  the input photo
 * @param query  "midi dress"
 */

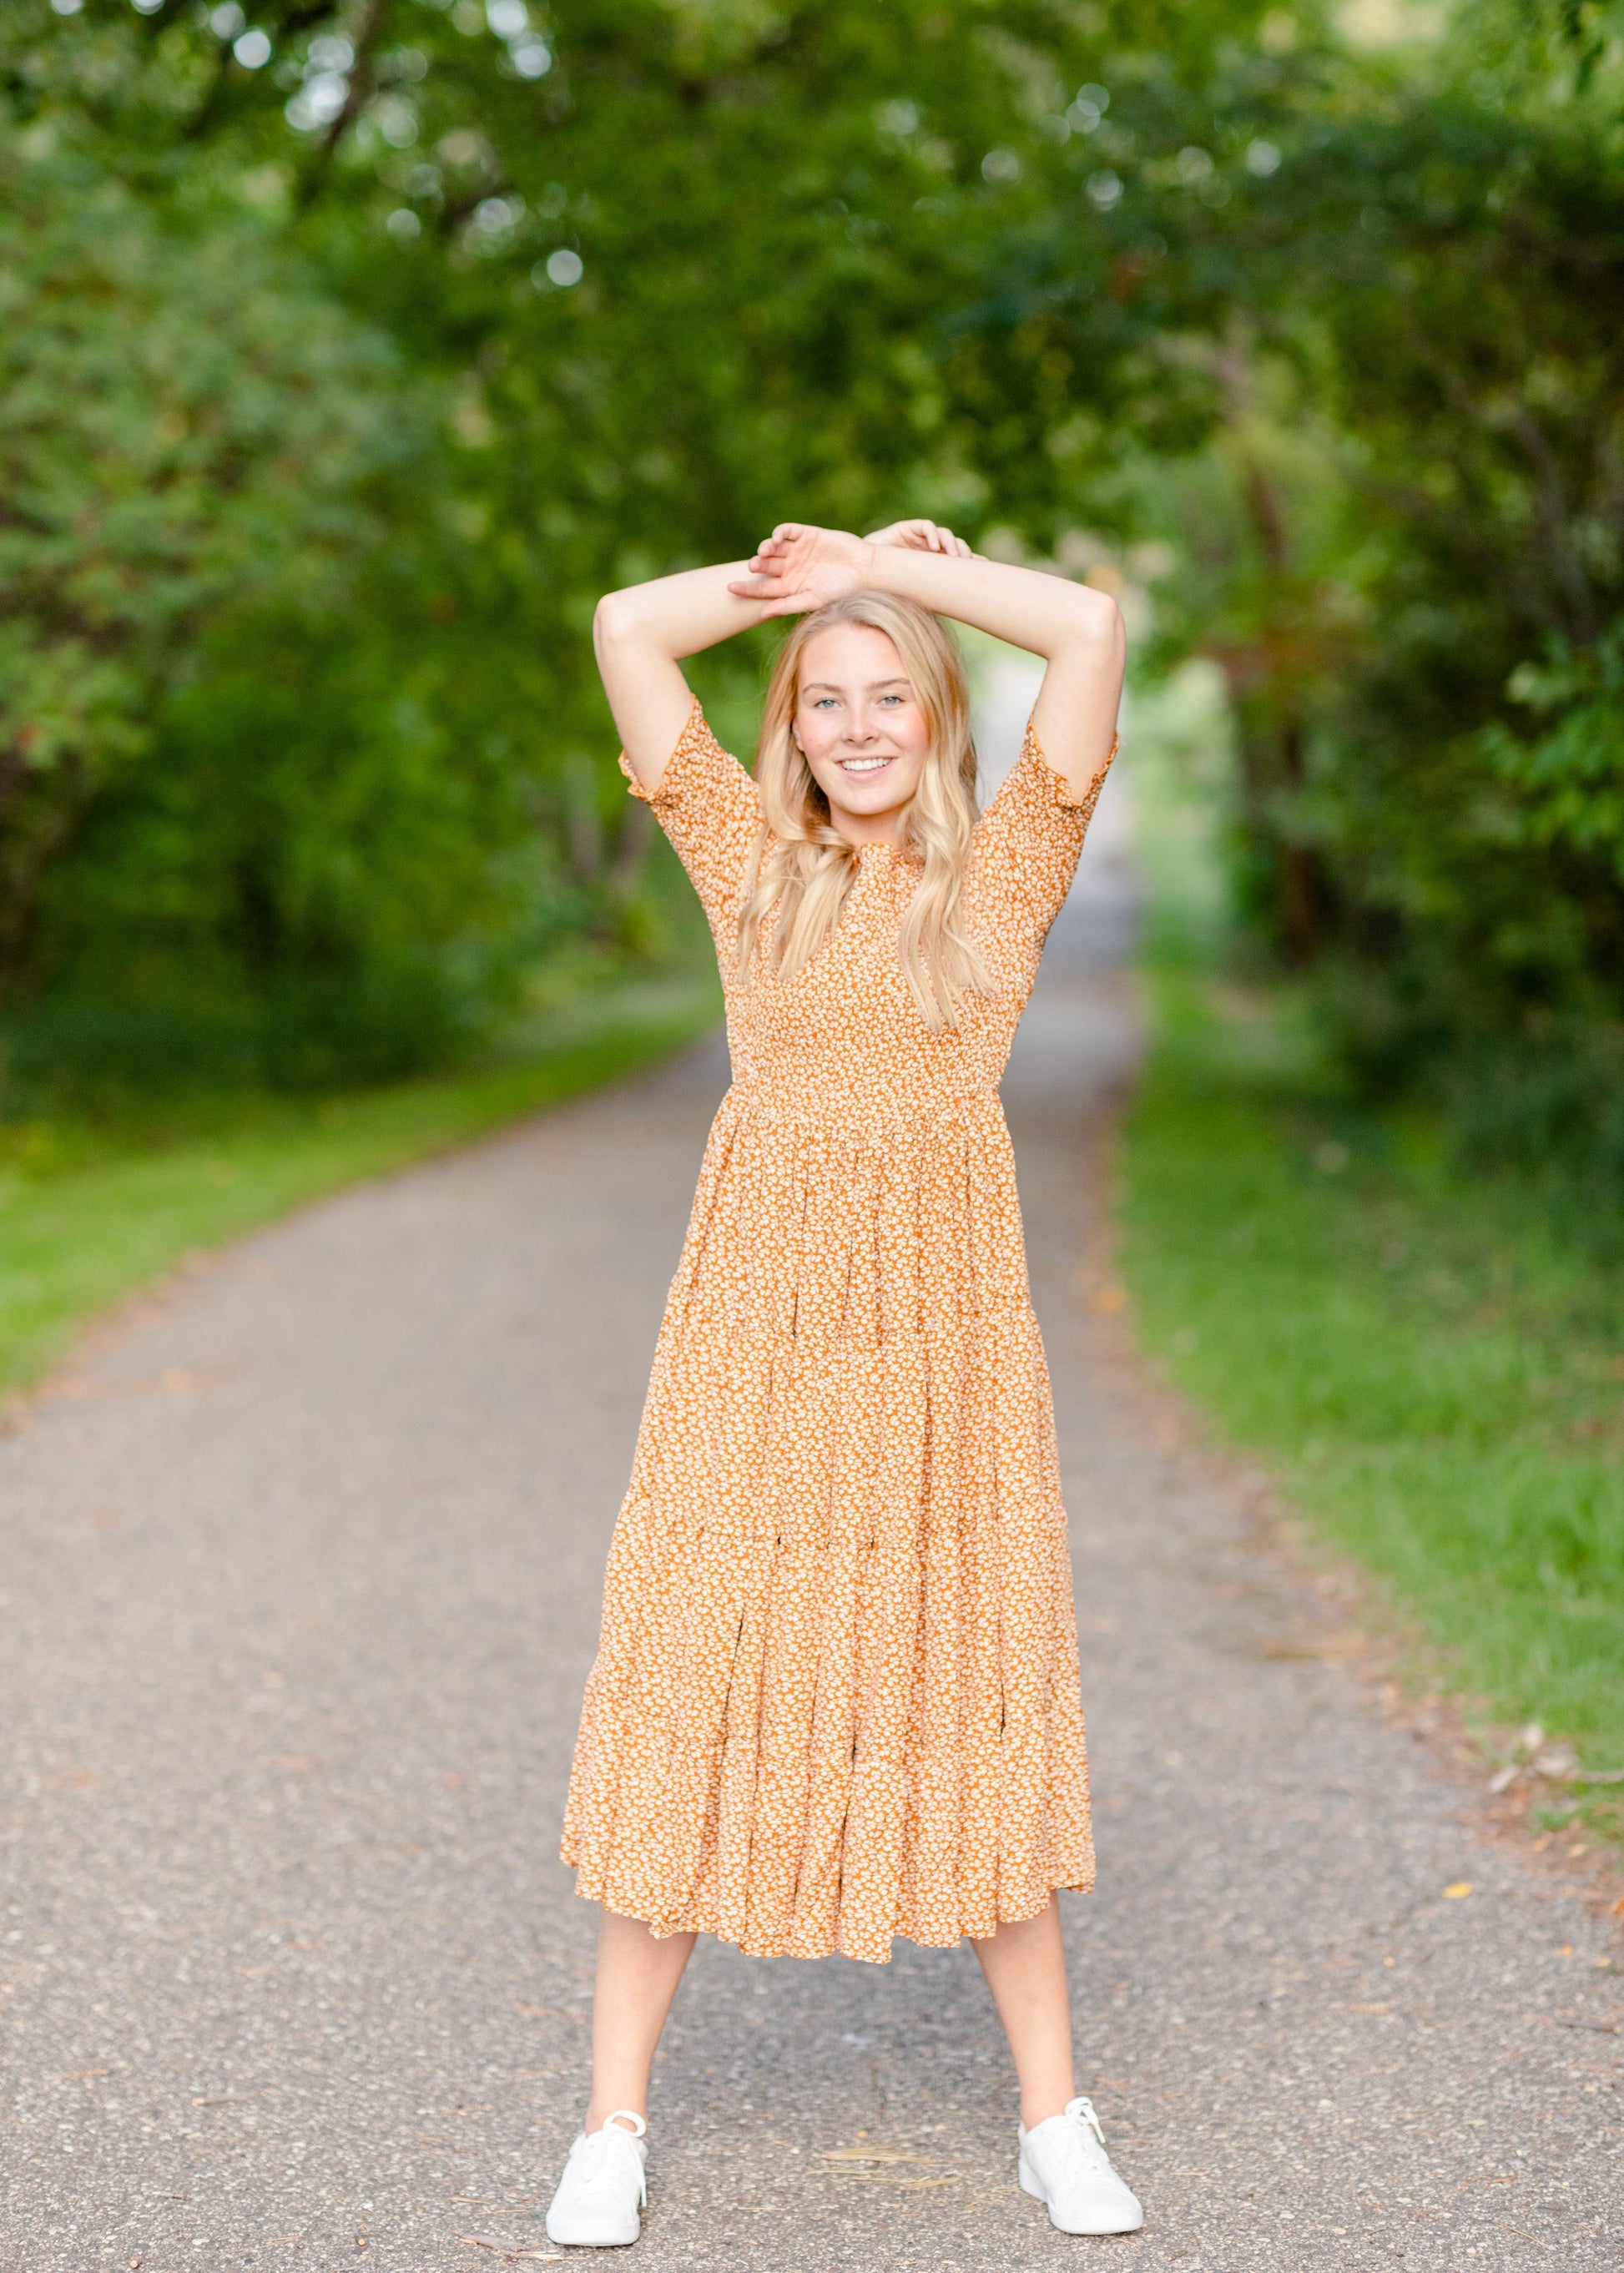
xmin=560 ymin=699 xmax=1113 ymax=1966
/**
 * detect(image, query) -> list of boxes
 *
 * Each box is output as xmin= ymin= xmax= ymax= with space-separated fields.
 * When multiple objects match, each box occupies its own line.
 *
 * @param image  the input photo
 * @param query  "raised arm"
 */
xmin=593 ymin=565 xmax=774 ymax=793
xmin=729 ymin=525 xmax=1124 ymax=799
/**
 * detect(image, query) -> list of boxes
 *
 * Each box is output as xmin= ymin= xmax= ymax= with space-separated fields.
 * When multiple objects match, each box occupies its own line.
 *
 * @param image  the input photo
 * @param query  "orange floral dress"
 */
xmin=560 ymin=701 xmax=1112 ymax=1964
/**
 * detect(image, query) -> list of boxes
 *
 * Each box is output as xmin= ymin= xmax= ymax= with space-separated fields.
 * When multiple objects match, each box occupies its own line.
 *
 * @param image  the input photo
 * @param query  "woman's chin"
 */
xmin=831 ymin=796 xmax=910 ymax=832
xmin=822 ymin=769 xmax=919 ymax=817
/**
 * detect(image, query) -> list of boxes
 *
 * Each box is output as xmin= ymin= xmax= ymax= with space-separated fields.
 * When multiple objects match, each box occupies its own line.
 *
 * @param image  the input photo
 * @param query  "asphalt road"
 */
xmin=3 ymin=734 xmax=1619 ymax=2270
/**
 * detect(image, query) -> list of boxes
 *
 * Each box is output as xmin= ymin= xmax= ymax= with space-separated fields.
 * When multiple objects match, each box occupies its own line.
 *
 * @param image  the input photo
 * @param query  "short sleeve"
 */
xmin=968 ymin=716 xmax=1116 ymax=958
xmin=619 ymin=700 xmax=762 ymax=931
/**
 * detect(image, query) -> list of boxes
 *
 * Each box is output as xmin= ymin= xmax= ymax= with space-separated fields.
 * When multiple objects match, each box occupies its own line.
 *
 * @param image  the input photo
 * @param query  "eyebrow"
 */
xmin=801 ymin=676 xmax=913 ymax=693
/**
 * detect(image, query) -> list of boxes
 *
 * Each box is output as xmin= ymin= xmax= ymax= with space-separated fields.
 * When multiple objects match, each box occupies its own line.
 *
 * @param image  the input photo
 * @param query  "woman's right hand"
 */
xmin=727 ymin=524 xmax=875 ymax=616
xmin=864 ymin=518 xmax=976 ymax=558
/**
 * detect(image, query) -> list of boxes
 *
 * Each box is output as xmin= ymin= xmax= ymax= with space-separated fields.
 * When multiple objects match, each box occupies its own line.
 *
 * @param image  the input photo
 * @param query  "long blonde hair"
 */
xmin=736 ymin=592 xmax=996 ymax=1030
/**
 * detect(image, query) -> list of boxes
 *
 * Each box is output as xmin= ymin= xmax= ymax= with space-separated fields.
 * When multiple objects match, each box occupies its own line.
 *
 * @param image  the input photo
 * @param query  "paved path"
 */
xmin=3 ymin=708 xmax=1619 ymax=2270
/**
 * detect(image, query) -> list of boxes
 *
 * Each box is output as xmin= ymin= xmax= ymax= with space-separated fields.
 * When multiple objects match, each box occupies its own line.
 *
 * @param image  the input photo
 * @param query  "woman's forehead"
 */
xmin=799 ymin=621 xmax=909 ymax=687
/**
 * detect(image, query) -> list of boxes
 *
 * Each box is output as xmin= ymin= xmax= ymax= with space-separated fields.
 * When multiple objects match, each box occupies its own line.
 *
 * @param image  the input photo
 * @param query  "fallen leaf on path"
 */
xmin=1551 ymin=2015 xmax=1619 ymax=2034
xmin=1091 ymin=1283 xmax=1129 ymax=1313
xmin=1441 ymin=1882 xmax=1474 ymax=1898
xmin=823 ymin=2145 xmax=932 ymax=2164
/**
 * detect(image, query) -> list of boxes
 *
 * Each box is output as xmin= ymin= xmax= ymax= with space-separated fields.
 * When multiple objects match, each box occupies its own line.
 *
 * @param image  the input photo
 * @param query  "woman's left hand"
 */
xmin=726 ymin=524 xmax=875 ymax=617
xmin=864 ymin=517 xmax=976 ymax=557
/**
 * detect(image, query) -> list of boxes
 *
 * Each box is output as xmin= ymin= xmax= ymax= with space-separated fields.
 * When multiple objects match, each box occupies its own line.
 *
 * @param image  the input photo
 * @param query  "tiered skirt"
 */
xmin=560 ymin=1086 xmax=1093 ymax=1964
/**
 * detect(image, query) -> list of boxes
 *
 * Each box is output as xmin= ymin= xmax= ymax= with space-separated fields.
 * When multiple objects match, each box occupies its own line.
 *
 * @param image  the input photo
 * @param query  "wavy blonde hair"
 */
xmin=736 ymin=592 xmax=996 ymax=1030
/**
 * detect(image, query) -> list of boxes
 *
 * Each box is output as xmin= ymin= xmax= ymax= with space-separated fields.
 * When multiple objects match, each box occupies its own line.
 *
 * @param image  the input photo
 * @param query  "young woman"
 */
xmin=547 ymin=519 xmax=1138 ymax=2247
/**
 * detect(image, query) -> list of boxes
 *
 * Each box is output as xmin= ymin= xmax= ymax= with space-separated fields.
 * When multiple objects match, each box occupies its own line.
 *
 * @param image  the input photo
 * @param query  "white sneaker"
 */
xmin=1018 ymin=2094 xmax=1144 ymax=2235
xmin=545 ymin=2109 xmax=648 ymax=2247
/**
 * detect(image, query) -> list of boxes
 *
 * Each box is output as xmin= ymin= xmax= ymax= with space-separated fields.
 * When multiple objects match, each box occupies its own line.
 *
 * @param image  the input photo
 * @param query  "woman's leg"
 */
xmin=970 ymin=1900 xmax=1077 ymax=2128
xmin=584 ymin=1908 xmax=697 ymax=2129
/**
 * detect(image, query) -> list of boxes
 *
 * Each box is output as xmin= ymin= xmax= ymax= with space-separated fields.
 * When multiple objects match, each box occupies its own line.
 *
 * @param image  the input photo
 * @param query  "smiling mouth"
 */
xmin=839 ymin=754 xmax=895 ymax=774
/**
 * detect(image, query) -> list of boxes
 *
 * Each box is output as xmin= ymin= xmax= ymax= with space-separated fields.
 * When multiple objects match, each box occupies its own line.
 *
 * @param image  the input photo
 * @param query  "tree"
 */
xmin=3 ymin=0 xmax=1283 ymax=1080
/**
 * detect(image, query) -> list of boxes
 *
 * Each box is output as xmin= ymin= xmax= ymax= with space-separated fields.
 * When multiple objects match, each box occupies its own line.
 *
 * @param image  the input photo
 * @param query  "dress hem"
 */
xmin=560 ymin=1852 xmax=1097 ymax=1966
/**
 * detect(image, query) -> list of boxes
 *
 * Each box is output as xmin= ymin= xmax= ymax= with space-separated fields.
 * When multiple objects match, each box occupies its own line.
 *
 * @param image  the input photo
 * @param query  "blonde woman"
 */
xmin=547 ymin=520 xmax=1139 ymax=2247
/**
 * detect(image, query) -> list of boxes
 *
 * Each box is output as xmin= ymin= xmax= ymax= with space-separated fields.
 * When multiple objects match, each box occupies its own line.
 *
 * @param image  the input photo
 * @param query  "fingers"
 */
xmin=746 ymin=539 xmax=795 ymax=572
xmin=862 ymin=517 xmax=974 ymax=557
xmin=727 ymin=574 xmax=816 ymax=614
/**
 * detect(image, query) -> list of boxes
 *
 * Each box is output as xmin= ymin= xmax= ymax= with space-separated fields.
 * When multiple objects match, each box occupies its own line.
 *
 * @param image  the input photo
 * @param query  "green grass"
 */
xmin=1114 ymin=678 xmax=1624 ymax=1838
xmin=0 ymin=968 xmax=720 ymax=1399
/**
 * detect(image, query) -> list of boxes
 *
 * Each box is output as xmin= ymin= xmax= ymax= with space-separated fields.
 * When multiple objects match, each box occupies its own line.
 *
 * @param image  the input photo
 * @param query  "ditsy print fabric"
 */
xmin=560 ymin=700 xmax=1113 ymax=1964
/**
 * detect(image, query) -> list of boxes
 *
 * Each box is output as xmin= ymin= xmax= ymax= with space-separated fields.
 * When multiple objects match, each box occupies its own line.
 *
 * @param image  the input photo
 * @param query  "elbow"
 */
xmin=593 ymin=588 xmax=638 ymax=653
xmin=1057 ymin=582 xmax=1126 ymax=673
xmin=1073 ymin=582 xmax=1126 ymax=653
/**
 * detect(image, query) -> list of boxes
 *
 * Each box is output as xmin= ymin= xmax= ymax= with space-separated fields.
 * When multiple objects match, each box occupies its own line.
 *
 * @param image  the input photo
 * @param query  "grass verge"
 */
xmin=0 ymin=969 xmax=720 ymax=1400
xmin=1114 ymin=687 xmax=1624 ymax=1847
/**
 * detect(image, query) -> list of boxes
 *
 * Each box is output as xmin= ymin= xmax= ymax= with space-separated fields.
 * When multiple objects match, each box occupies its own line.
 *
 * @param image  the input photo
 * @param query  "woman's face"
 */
xmin=792 ymin=623 xmax=931 ymax=840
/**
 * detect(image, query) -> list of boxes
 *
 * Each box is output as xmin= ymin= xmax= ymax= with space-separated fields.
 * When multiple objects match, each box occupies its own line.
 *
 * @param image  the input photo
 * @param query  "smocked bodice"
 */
xmin=619 ymin=702 xmax=1110 ymax=1128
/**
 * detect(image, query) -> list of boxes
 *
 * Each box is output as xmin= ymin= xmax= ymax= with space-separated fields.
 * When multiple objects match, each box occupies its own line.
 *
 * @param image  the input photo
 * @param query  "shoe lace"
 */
xmin=1056 ymin=2095 xmax=1112 ymax=2174
xmin=572 ymin=2112 xmax=648 ymax=2205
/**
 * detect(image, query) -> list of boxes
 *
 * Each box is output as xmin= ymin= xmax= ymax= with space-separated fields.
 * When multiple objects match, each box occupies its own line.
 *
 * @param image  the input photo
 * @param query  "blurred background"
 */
xmin=3 ymin=0 xmax=1621 ymax=1817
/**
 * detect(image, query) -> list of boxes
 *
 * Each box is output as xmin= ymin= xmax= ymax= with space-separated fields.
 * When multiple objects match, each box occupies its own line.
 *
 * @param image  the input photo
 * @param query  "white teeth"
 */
xmin=841 ymin=757 xmax=891 ymax=773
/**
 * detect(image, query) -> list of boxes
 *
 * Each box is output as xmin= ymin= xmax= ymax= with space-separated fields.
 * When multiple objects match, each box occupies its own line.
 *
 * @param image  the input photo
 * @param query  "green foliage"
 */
xmin=1488 ymin=631 xmax=1624 ymax=881
xmin=1117 ymin=11 xmax=1624 ymax=1182
xmin=0 ymin=134 xmax=415 ymax=982
xmin=8 ymin=0 xmax=1278 ymax=1085
xmin=6 ymin=0 xmax=1624 ymax=1177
